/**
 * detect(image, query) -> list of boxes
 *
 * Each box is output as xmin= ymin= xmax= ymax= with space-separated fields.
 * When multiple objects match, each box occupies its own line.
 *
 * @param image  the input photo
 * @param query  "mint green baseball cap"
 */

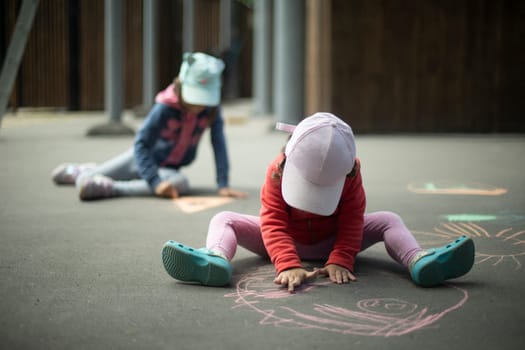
xmin=178 ymin=52 xmax=225 ymax=106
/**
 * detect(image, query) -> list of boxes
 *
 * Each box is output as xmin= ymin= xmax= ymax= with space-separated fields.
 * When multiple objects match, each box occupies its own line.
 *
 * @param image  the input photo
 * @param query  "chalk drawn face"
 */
xmin=225 ymin=265 xmax=468 ymax=337
xmin=413 ymin=223 xmax=525 ymax=270
xmin=224 ymin=222 xmax=523 ymax=336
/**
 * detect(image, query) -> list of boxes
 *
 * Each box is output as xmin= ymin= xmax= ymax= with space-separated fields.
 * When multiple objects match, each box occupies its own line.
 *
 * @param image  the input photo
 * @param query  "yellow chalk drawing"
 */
xmin=413 ymin=222 xmax=525 ymax=270
xmin=407 ymin=181 xmax=507 ymax=196
xmin=173 ymin=196 xmax=235 ymax=213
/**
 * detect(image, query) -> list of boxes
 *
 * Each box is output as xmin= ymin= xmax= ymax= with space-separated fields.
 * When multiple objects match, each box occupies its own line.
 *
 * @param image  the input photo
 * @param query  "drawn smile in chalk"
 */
xmin=413 ymin=223 xmax=525 ymax=270
xmin=224 ymin=265 xmax=468 ymax=337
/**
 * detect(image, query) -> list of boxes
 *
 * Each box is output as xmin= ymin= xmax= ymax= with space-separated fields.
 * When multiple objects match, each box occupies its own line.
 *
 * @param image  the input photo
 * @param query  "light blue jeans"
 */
xmin=75 ymin=148 xmax=190 ymax=197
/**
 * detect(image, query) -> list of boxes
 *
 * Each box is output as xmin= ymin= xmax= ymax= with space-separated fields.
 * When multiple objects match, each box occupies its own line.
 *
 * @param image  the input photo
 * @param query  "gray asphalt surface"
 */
xmin=1 ymin=103 xmax=524 ymax=350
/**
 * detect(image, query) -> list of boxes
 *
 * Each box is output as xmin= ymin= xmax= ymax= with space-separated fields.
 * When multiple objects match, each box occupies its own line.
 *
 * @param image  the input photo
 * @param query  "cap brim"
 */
xmin=275 ymin=122 xmax=297 ymax=133
xmin=181 ymin=83 xmax=220 ymax=106
xmin=281 ymin=159 xmax=344 ymax=216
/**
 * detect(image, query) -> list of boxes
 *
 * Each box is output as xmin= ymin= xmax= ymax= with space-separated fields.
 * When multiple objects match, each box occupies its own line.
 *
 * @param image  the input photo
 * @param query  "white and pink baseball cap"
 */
xmin=277 ymin=113 xmax=356 ymax=216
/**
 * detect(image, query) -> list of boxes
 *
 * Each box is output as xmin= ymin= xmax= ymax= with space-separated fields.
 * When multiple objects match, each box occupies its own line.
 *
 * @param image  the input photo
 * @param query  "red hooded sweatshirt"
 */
xmin=260 ymin=153 xmax=366 ymax=274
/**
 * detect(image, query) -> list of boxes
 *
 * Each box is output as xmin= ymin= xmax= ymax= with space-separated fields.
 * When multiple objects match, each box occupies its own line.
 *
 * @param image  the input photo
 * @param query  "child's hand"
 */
xmin=274 ymin=268 xmax=319 ymax=292
xmin=218 ymin=187 xmax=248 ymax=198
xmin=317 ymin=264 xmax=356 ymax=284
xmin=154 ymin=181 xmax=179 ymax=198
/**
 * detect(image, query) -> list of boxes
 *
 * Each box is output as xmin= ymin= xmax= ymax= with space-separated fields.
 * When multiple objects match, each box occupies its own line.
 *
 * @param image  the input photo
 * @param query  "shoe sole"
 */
xmin=412 ymin=236 xmax=475 ymax=287
xmin=161 ymin=241 xmax=231 ymax=287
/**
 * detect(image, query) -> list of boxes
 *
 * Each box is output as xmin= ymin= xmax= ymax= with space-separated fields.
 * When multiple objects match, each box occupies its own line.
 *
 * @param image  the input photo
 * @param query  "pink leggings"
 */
xmin=206 ymin=211 xmax=423 ymax=268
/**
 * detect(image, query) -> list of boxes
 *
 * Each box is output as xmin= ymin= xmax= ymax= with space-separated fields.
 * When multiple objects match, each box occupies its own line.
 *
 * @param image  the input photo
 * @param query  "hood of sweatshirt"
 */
xmin=155 ymin=84 xmax=181 ymax=108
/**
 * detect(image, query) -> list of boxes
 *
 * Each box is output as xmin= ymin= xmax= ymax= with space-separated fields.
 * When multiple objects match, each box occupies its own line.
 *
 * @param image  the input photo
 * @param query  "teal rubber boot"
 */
xmin=409 ymin=235 xmax=475 ymax=287
xmin=162 ymin=240 xmax=232 ymax=287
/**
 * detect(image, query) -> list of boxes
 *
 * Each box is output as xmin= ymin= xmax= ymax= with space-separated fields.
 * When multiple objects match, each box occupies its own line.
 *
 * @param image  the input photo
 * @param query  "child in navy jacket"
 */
xmin=52 ymin=52 xmax=246 ymax=201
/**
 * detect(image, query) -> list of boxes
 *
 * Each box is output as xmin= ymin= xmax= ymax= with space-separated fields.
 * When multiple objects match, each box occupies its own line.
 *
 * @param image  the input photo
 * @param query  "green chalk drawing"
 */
xmin=424 ymin=182 xmax=437 ymax=190
xmin=443 ymin=214 xmax=498 ymax=222
xmin=440 ymin=212 xmax=525 ymax=224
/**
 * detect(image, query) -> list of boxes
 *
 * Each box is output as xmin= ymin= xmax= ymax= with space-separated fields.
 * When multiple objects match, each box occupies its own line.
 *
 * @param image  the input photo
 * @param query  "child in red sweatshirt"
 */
xmin=162 ymin=113 xmax=475 ymax=291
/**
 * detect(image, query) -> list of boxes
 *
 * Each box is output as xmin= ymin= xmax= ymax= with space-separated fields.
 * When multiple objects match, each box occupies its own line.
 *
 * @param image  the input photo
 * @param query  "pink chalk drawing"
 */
xmin=222 ymin=223 xmax=523 ymax=336
xmin=224 ymin=266 xmax=469 ymax=337
xmin=413 ymin=222 xmax=525 ymax=270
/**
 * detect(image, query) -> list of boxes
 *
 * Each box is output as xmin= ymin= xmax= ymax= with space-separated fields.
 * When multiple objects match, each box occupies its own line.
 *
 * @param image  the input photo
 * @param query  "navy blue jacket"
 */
xmin=134 ymin=102 xmax=229 ymax=191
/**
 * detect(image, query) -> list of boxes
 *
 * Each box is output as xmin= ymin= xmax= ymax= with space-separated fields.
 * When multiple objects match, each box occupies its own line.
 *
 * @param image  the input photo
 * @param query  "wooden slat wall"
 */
xmin=3 ymin=0 xmax=69 ymax=108
xmin=498 ymin=0 xmax=525 ymax=132
xmin=235 ymin=2 xmax=253 ymax=98
xmin=123 ymin=0 xmax=143 ymax=109
xmin=2 ymin=0 xmax=181 ymax=111
xmin=157 ymin=0 xmax=183 ymax=89
xmin=3 ymin=0 xmax=521 ymax=131
xmin=331 ymin=0 xmax=525 ymax=132
xmin=1 ymin=0 xmax=251 ymax=111
xmin=78 ymin=0 xmax=104 ymax=110
xmin=195 ymin=0 xmax=221 ymax=54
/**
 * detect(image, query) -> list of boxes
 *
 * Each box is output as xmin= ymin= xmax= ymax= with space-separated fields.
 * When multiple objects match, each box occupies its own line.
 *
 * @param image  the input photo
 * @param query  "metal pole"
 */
xmin=87 ymin=0 xmax=133 ymax=136
xmin=106 ymin=0 xmax=122 ymax=123
xmin=219 ymin=0 xmax=232 ymax=52
xmin=0 ymin=0 xmax=40 ymax=127
xmin=183 ymin=0 xmax=194 ymax=53
xmin=220 ymin=0 xmax=239 ymax=99
xmin=253 ymin=0 xmax=272 ymax=115
xmin=143 ymin=0 xmax=158 ymax=111
xmin=273 ymin=0 xmax=305 ymax=124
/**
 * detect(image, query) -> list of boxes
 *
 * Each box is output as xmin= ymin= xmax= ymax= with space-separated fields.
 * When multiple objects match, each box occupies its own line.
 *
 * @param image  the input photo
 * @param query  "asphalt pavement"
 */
xmin=1 ymin=101 xmax=524 ymax=350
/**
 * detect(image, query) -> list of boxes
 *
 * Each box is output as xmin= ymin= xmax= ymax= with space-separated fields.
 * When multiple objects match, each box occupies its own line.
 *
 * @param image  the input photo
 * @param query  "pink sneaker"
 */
xmin=78 ymin=175 xmax=114 ymax=201
xmin=52 ymin=163 xmax=96 ymax=185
